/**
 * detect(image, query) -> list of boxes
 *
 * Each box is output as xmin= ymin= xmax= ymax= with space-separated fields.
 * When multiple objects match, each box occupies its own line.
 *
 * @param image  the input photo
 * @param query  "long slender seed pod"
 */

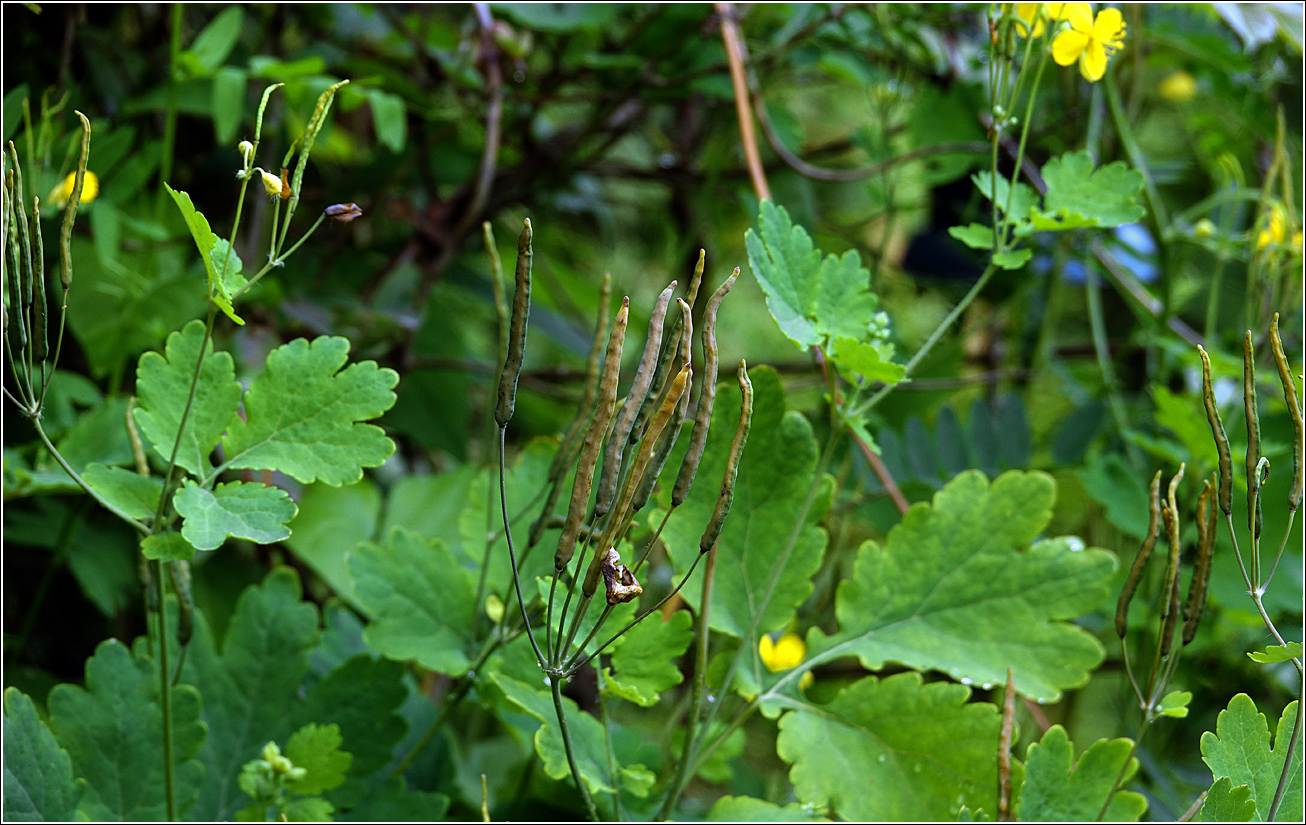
xmin=584 ymin=364 xmax=691 ymax=597
xmin=30 ymin=196 xmax=46 ymax=361
xmin=168 ymin=559 xmax=194 ymax=647
xmin=495 ymin=219 xmax=532 ymax=426
xmin=8 ymin=144 xmax=34 ymax=312
xmin=632 ymin=252 xmax=706 ymax=444
xmin=483 ymin=222 xmax=508 ymax=368
xmin=59 ymin=113 xmax=92 ymax=291
xmin=529 ymin=273 xmax=611 ymax=549
xmin=1183 ymin=479 xmax=1216 ymax=645
xmin=1 ymin=172 xmax=9 ymax=336
xmin=1269 ymin=314 xmax=1303 ymax=512
xmin=1198 ymin=346 xmax=1233 ymax=515
xmin=5 ymin=178 xmax=26 ymax=350
xmin=1158 ymin=464 xmax=1185 ymax=657
xmin=555 ymin=299 xmax=629 ymax=571
xmin=673 ymin=267 xmax=738 ymax=507
xmin=632 ymin=347 xmax=694 ymax=512
xmin=700 ymin=361 xmax=753 ymax=554
xmin=595 ymin=280 xmax=676 ymax=518
xmin=1115 ymin=469 xmax=1162 ymax=637
xmin=1243 ymin=332 xmax=1262 ymax=540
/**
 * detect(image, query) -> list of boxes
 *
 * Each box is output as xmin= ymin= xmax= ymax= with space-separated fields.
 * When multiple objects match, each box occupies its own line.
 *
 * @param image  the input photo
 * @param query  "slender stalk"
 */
xmin=34 ymin=422 xmax=149 ymax=533
xmin=551 ymin=677 xmax=599 ymax=821
xmin=717 ymin=2 xmax=770 ymax=202
xmin=152 ymin=558 xmax=176 ymax=821
xmin=150 ymin=305 xmax=218 ymax=530
xmin=1096 ymin=716 xmax=1152 ymax=822
xmin=1086 ymin=264 xmax=1136 ymax=463
xmin=1267 ymin=679 xmax=1304 ymax=821
xmin=596 ymin=667 xmax=623 ymax=821
xmin=500 ymin=428 xmax=546 ymax=668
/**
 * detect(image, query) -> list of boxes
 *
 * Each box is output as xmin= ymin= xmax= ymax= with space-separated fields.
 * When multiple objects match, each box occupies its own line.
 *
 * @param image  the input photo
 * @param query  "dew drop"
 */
xmin=1066 ymin=537 xmax=1085 ymax=552
xmin=877 ymin=754 xmax=887 ymax=764
xmin=981 ymin=683 xmax=993 ymax=690
xmin=707 ymin=693 xmax=717 ymax=703
xmin=959 ymin=677 xmax=973 ymax=686
xmin=543 ymin=676 xmax=552 ymax=686
xmin=1036 ymin=696 xmax=1047 ymax=704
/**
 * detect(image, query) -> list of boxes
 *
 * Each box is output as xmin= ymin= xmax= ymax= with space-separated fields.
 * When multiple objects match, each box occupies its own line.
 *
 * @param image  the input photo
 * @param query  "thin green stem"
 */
xmin=34 ymin=421 xmax=149 ymax=533
xmin=1264 ymin=511 xmax=1297 ymax=589
xmin=1267 ymin=678 xmax=1304 ymax=821
xmin=500 ymin=427 xmax=547 ymax=668
xmin=231 ymin=214 xmax=325 ymax=300
xmin=596 ymin=667 xmax=623 ymax=821
xmin=152 ymin=557 xmax=176 ymax=821
xmin=551 ymin=676 xmax=599 ymax=821
xmin=1086 ymin=264 xmax=1137 ymax=464
xmin=150 ymin=305 xmax=218 ymax=530
xmin=1096 ymin=713 xmax=1153 ymax=821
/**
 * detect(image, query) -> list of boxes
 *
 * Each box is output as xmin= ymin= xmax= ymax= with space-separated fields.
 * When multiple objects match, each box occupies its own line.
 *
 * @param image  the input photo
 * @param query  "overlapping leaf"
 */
xmin=174 ymin=479 xmax=297 ymax=551
xmin=1199 ymin=777 xmax=1256 ymax=822
xmin=655 ymin=367 xmax=832 ymax=638
xmin=776 ymin=672 xmax=999 ymax=821
xmin=706 ymin=795 xmax=825 ymax=821
xmin=222 ymin=336 xmax=399 ymax=485
xmin=164 ymin=185 xmax=244 ymax=324
xmin=807 ymin=470 xmax=1115 ymax=700
xmin=1201 ymin=695 xmax=1303 ymax=822
xmin=285 ymin=479 xmax=382 ymax=611
xmin=603 ymin=610 xmax=693 ymax=706
xmin=3 ymin=688 xmax=85 ymax=821
xmin=1015 ymin=725 xmax=1146 ymax=821
xmin=82 ymin=463 xmax=162 ymax=521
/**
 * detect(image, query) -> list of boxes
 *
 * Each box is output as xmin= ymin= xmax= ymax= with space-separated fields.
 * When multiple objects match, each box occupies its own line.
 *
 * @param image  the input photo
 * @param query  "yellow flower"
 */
xmin=1052 ymin=3 xmax=1127 ymax=82
xmin=1257 ymin=204 xmax=1286 ymax=250
xmin=759 ymin=632 xmax=806 ymax=672
xmin=259 ymin=170 xmax=284 ymax=198
xmin=47 ymin=171 xmax=99 ymax=208
xmin=1010 ymin=3 xmax=1070 ymax=38
xmin=1157 ymin=70 xmax=1197 ymax=102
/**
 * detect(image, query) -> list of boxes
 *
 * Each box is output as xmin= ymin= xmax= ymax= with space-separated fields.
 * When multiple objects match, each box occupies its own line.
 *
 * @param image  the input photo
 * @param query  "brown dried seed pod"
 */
xmin=1115 ymin=469 xmax=1162 ymax=638
xmin=632 ymin=354 xmax=693 ymax=513
xmin=1198 ymin=346 xmax=1233 ymax=515
xmin=632 ymin=251 xmax=706 ymax=444
xmin=1243 ymin=332 xmax=1262 ymax=540
xmin=1269 ymin=314 xmax=1303 ymax=512
xmin=494 ymin=219 xmax=532 ymax=426
xmin=673 ymin=268 xmax=739 ymax=508
xmin=554 ymin=298 xmax=629 ymax=571
xmin=594 ymin=280 xmax=677 ymax=518
xmin=700 ymin=361 xmax=753 ymax=554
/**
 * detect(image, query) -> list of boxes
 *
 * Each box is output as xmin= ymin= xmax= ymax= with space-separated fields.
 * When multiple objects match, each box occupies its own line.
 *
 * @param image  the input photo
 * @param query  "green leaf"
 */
xmin=973 ymin=170 xmax=1039 ymax=222
xmin=1199 ymin=777 xmax=1256 ymax=822
xmin=289 ymin=655 xmax=408 ymax=783
xmin=1248 ymin=642 xmax=1303 ymax=664
xmin=828 ymin=337 xmax=906 ymax=385
xmin=670 ymin=723 xmax=745 ymax=784
xmin=55 ymin=396 xmax=133 ymax=471
xmin=1201 ymin=695 xmax=1303 ymax=822
xmin=186 ymin=6 xmax=244 ymax=75
xmin=706 ymin=795 xmax=825 ymax=821
xmin=368 ymin=89 xmax=406 ymax=152
xmin=284 ymin=723 xmax=351 ymax=796
xmin=808 ymin=470 xmax=1115 ymax=701
xmin=745 ymin=201 xmax=877 ymax=349
xmin=949 ymin=223 xmax=997 ymax=250
xmin=212 ymin=66 xmax=246 ymax=144
xmin=1152 ymin=385 xmax=1217 ymax=468
xmin=655 ymin=367 xmax=833 ymax=638
xmin=221 ymin=336 xmax=399 ymax=485
xmin=133 ymin=319 xmax=243 ymax=478
xmin=1031 ymin=151 xmax=1145 ymax=230
xmin=3 ymin=687 xmax=85 ymax=821
xmin=349 ymin=528 xmax=477 ymax=675
xmin=285 ymin=479 xmax=382 ymax=611
xmin=82 ymin=463 xmax=162 ymax=521
xmin=993 ymin=248 xmax=1033 ymax=270
xmin=382 ymin=464 xmax=475 ymax=548
xmin=1075 ymin=452 xmax=1150 ymax=539
xmin=181 ymin=568 xmax=320 ymax=820
xmin=174 ymin=479 xmax=298 ymax=551
xmin=164 ymin=185 xmax=244 ymax=324
xmin=1016 ymin=725 xmax=1146 ymax=821
xmin=1161 ymin=690 xmax=1193 ymax=718
xmin=776 ymin=672 xmax=999 ymax=821
xmin=141 ymin=531 xmax=197 ymax=562
xmin=337 ymin=778 xmax=449 ymax=821
xmin=283 ymin=796 xmax=333 ymax=821
xmin=48 ymin=640 xmax=206 ymax=820
xmin=603 ymin=611 xmax=693 ymax=706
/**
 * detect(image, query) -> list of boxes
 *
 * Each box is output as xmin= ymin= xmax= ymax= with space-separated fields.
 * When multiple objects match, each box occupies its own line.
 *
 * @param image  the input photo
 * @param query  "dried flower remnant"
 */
xmin=324 ymin=203 xmax=363 ymax=223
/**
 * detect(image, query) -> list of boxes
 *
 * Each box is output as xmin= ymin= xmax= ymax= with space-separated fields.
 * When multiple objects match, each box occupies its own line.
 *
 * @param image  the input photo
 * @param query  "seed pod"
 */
xmin=700 ymin=361 xmax=753 ymax=554
xmin=6 ymin=178 xmax=26 ymax=349
xmin=169 ymin=559 xmax=194 ymax=647
xmin=483 ymin=222 xmax=508 ymax=368
xmin=1183 ymin=478 xmax=1217 ymax=645
xmin=1115 ymin=469 xmax=1162 ymax=638
xmin=59 ymin=112 xmax=92 ymax=291
xmin=1269 ymin=314 xmax=1303 ymax=512
xmin=1243 ymin=332 xmax=1262 ymax=540
xmin=1198 ymin=346 xmax=1233 ymax=515
xmin=632 ymin=323 xmax=694 ymax=514
xmin=1158 ymin=465 xmax=1184 ymax=657
xmin=30 ymin=196 xmax=47 ymax=361
xmin=584 ymin=364 xmax=691 ymax=597
xmin=632 ymin=252 xmax=706 ymax=443
xmin=673 ymin=268 xmax=738 ymax=507
xmin=555 ymin=298 xmax=629 ymax=571
xmin=594 ymin=280 xmax=676 ymax=518
xmin=8 ymin=144 xmax=34 ymax=310
xmin=495 ymin=219 xmax=532 ymax=427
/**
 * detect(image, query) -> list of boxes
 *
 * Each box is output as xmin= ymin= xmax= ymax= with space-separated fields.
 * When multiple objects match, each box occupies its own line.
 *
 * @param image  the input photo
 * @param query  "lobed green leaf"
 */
xmin=1015 ymin=725 xmax=1146 ymax=821
xmin=174 ymin=479 xmax=298 ymax=551
xmin=2 ymin=687 xmax=86 ymax=821
xmin=1200 ymin=695 xmax=1303 ymax=822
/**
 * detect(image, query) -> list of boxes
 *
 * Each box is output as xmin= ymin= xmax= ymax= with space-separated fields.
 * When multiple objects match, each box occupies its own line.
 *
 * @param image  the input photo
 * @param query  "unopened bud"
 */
xmin=259 ymin=170 xmax=283 ymax=198
xmin=1193 ymin=218 xmax=1216 ymax=239
xmin=238 ymin=140 xmax=254 ymax=164
xmin=324 ymin=202 xmax=363 ymax=222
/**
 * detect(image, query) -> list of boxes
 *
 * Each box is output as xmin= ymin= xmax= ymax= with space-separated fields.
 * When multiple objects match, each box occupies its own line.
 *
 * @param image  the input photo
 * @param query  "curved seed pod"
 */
xmin=1 ymin=175 xmax=9 ymax=336
xmin=595 ymin=280 xmax=677 ymax=518
xmin=584 ymin=364 xmax=691 ymax=597
xmin=632 ymin=357 xmax=693 ymax=513
xmin=59 ymin=113 xmax=91 ymax=292
xmin=1243 ymin=332 xmax=1262 ymax=539
xmin=8 ymin=144 xmax=33 ymax=311
xmin=168 ymin=559 xmax=194 ymax=647
xmin=700 ymin=361 xmax=753 ymax=554
xmin=673 ymin=267 xmax=738 ymax=507
xmin=1158 ymin=464 xmax=1184 ymax=657
xmin=530 ymin=273 xmax=612 ymax=549
xmin=31 ymin=196 xmax=46 ymax=361
xmin=555 ymin=298 xmax=629 ymax=571
xmin=6 ymin=178 xmax=26 ymax=349
xmin=1183 ymin=478 xmax=1217 ymax=645
xmin=1115 ymin=469 xmax=1162 ymax=638
xmin=1269 ymin=314 xmax=1303 ymax=512
xmin=632 ymin=252 xmax=706 ymax=444
xmin=495 ymin=219 xmax=532 ymax=426
xmin=483 ymin=222 xmax=508 ymax=367
xmin=1198 ymin=346 xmax=1233 ymax=515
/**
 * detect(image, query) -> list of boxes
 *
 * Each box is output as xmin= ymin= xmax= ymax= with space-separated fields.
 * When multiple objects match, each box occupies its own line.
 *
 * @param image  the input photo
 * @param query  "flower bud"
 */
xmin=1193 ymin=218 xmax=1216 ymax=239
xmin=238 ymin=140 xmax=254 ymax=164
xmin=260 ymin=170 xmax=283 ymax=198
xmin=324 ymin=202 xmax=363 ymax=222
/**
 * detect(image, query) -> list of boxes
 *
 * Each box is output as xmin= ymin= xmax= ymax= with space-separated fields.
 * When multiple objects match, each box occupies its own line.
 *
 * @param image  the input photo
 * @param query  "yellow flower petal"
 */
xmin=1052 ymin=29 xmax=1090 ymax=65
xmin=1092 ymin=7 xmax=1126 ymax=46
xmin=1013 ymin=3 xmax=1045 ymax=37
xmin=48 ymin=171 xmax=99 ymax=208
xmin=799 ymin=671 xmax=814 ymax=691
xmin=759 ymin=632 xmax=806 ymax=672
xmin=1080 ymin=40 xmax=1109 ymax=81
xmin=1062 ymin=2 xmax=1094 ymax=31
xmin=1158 ymin=71 xmax=1197 ymax=102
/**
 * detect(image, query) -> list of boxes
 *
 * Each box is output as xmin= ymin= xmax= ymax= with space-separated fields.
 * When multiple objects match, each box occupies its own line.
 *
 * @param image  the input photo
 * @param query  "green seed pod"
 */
xmin=495 ymin=219 xmax=532 ymax=427
xmin=631 ymin=252 xmax=706 ymax=444
xmin=1182 ymin=478 xmax=1216 ymax=645
xmin=483 ymin=221 xmax=508 ymax=368
xmin=1243 ymin=332 xmax=1262 ymax=539
xmin=595 ymin=280 xmax=676 ymax=518
xmin=1158 ymin=464 xmax=1184 ymax=657
xmin=168 ymin=559 xmax=194 ymax=647
xmin=6 ymin=177 xmax=26 ymax=350
xmin=555 ymin=298 xmax=629 ymax=572
xmin=1198 ymin=346 xmax=1233 ymax=515
xmin=632 ymin=327 xmax=694 ymax=514
xmin=673 ymin=268 xmax=738 ymax=507
xmin=30 ymin=196 xmax=46 ymax=361
xmin=60 ymin=113 xmax=92 ymax=291
xmin=1269 ymin=314 xmax=1303 ymax=512
xmin=1115 ymin=469 xmax=1161 ymax=638
xmin=8 ymin=144 xmax=33 ymax=310
xmin=700 ymin=361 xmax=753 ymax=554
